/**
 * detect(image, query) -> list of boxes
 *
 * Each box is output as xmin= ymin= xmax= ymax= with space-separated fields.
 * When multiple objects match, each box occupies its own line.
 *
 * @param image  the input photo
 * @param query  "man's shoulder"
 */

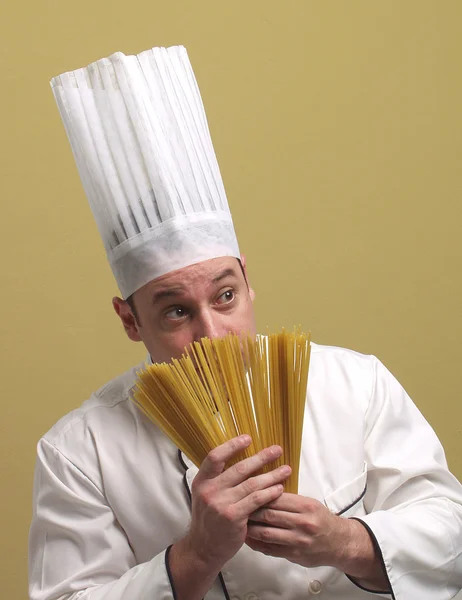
xmin=310 ymin=341 xmax=377 ymax=370
xmin=42 ymin=361 xmax=146 ymax=449
xmin=36 ymin=360 xmax=179 ymax=492
xmin=309 ymin=342 xmax=380 ymax=414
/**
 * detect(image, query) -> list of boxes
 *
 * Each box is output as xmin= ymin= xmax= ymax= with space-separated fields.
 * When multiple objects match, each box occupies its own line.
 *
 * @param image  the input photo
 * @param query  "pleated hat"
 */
xmin=51 ymin=46 xmax=240 ymax=299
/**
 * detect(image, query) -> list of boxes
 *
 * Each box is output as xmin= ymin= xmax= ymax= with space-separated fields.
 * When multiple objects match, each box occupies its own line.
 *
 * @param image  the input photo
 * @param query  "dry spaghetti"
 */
xmin=133 ymin=329 xmax=311 ymax=494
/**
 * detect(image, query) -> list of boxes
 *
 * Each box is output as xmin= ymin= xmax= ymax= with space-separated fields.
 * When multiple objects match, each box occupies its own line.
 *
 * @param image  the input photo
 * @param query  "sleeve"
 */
xmin=28 ymin=438 xmax=177 ymax=600
xmin=356 ymin=357 xmax=462 ymax=600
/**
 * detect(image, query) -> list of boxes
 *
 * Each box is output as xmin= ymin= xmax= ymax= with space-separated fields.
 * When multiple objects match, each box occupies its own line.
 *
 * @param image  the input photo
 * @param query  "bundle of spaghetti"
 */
xmin=133 ymin=329 xmax=311 ymax=493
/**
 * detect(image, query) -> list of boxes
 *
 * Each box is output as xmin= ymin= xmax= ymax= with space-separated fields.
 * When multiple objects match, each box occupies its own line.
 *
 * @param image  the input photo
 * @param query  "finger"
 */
xmin=219 ymin=445 xmax=283 ymax=488
xmin=232 ymin=482 xmax=284 ymax=520
xmin=198 ymin=435 xmax=252 ymax=480
xmin=249 ymin=507 xmax=298 ymax=529
xmin=246 ymin=523 xmax=294 ymax=546
xmin=245 ymin=538 xmax=290 ymax=558
xmin=231 ymin=465 xmax=291 ymax=503
xmin=266 ymin=493 xmax=316 ymax=513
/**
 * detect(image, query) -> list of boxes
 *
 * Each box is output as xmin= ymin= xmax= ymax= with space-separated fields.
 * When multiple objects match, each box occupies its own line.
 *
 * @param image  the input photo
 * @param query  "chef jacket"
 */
xmin=28 ymin=343 xmax=462 ymax=600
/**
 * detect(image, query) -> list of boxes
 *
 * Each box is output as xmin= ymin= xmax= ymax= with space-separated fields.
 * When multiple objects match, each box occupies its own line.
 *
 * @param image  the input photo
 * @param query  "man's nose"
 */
xmin=194 ymin=310 xmax=224 ymax=341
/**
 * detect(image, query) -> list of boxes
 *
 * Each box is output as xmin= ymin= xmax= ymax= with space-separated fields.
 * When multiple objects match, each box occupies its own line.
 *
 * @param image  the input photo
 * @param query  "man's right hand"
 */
xmin=169 ymin=435 xmax=291 ymax=600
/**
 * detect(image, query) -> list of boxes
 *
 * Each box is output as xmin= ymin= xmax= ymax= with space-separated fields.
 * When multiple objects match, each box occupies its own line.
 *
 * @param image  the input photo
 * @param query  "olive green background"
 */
xmin=1 ymin=1 xmax=461 ymax=597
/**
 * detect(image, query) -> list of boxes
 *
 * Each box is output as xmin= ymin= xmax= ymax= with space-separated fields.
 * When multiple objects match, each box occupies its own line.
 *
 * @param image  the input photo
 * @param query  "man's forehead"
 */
xmin=143 ymin=258 xmax=241 ymax=297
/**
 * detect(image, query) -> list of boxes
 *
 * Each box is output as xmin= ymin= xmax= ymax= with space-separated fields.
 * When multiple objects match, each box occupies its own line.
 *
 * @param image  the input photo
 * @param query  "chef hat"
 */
xmin=51 ymin=46 xmax=240 ymax=299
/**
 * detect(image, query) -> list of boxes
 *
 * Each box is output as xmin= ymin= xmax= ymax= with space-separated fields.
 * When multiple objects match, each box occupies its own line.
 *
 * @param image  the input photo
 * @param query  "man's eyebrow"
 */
xmin=212 ymin=268 xmax=238 ymax=284
xmin=151 ymin=287 xmax=185 ymax=305
xmin=150 ymin=268 xmax=238 ymax=304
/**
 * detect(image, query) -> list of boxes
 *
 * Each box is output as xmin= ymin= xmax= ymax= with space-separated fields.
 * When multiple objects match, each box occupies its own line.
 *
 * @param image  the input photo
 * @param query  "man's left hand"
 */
xmin=246 ymin=493 xmax=349 ymax=569
xmin=246 ymin=493 xmax=389 ymax=590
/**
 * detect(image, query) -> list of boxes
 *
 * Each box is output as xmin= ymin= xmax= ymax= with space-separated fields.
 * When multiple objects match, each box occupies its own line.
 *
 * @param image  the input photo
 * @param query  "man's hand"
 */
xmin=187 ymin=434 xmax=291 ymax=566
xmin=169 ymin=435 xmax=292 ymax=600
xmin=246 ymin=494 xmax=389 ymax=590
xmin=246 ymin=494 xmax=346 ymax=567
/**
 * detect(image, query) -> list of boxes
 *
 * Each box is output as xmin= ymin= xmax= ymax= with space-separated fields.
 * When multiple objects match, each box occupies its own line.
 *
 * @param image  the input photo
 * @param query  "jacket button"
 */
xmin=309 ymin=580 xmax=322 ymax=594
xmin=245 ymin=594 xmax=260 ymax=600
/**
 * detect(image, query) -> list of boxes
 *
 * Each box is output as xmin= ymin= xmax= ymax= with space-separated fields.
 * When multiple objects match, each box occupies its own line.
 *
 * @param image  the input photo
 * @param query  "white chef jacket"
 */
xmin=28 ymin=344 xmax=462 ymax=600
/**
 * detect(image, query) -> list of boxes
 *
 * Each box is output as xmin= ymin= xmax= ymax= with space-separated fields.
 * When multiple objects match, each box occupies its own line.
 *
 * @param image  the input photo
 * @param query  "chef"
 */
xmin=28 ymin=45 xmax=462 ymax=600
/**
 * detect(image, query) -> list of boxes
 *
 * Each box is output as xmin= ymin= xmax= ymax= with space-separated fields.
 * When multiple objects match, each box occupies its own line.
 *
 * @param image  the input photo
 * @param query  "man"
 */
xmin=29 ymin=45 xmax=462 ymax=600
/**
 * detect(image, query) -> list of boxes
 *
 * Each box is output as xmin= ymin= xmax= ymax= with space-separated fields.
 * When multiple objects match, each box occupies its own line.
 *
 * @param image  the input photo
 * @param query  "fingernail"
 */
xmin=240 ymin=435 xmax=251 ymax=444
xmin=280 ymin=465 xmax=291 ymax=475
xmin=269 ymin=445 xmax=282 ymax=456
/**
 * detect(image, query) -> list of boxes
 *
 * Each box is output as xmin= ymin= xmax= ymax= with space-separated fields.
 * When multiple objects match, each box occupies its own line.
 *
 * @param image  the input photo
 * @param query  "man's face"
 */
xmin=113 ymin=256 xmax=256 ymax=364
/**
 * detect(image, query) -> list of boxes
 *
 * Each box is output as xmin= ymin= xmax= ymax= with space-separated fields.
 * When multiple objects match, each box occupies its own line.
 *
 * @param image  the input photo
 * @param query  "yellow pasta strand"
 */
xmin=132 ymin=329 xmax=311 ymax=493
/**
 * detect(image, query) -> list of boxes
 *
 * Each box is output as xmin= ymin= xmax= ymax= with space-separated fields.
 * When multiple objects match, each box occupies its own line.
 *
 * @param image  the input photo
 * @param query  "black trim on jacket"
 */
xmin=336 ymin=484 xmax=368 ymax=516
xmin=165 ymin=545 xmax=179 ymax=600
xmin=347 ymin=517 xmax=395 ymax=598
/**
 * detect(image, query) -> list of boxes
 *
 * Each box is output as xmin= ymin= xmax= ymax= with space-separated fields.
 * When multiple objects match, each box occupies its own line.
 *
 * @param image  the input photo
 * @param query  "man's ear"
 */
xmin=112 ymin=297 xmax=142 ymax=342
xmin=240 ymin=254 xmax=256 ymax=302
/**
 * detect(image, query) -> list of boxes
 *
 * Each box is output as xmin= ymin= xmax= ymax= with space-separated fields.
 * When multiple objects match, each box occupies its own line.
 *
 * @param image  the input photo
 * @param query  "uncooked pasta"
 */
xmin=133 ymin=329 xmax=311 ymax=494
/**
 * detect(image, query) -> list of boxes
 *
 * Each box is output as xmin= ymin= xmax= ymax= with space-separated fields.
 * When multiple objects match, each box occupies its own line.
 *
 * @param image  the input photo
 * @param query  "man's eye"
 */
xmin=217 ymin=290 xmax=235 ymax=305
xmin=165 ymin=307 xmax=187 ymax=320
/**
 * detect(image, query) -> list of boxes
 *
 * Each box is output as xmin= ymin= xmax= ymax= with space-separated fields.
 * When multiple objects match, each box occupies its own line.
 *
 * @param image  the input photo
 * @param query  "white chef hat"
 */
xmin=51 ymin=46 xmax=240 ymax=299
